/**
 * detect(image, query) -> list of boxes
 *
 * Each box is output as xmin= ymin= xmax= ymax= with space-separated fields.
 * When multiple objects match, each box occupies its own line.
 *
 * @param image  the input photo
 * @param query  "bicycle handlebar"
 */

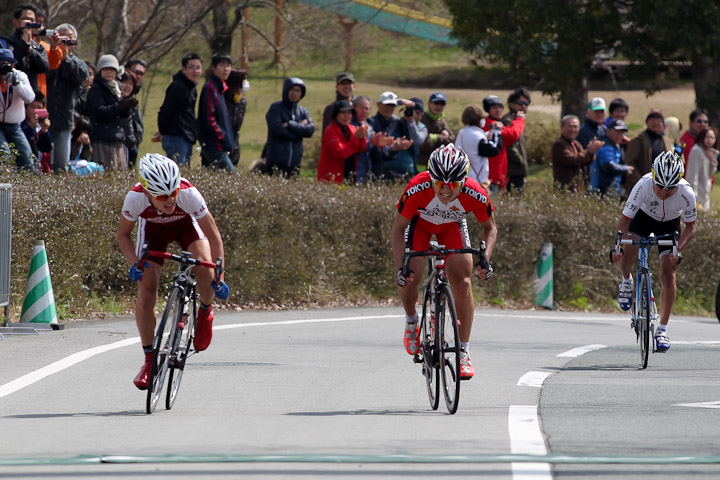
xmin=402 ymin=242 xmax=493 ymax=280
xmin=614 ymin=231 xmax=679 ymax=257
xmin=138 ymin=242 xmax=223 ymax=280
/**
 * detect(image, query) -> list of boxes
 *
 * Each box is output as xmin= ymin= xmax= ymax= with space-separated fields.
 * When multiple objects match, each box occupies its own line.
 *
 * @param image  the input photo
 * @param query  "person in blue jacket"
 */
xmin=589 ymin=119 xmax=634 ymax=195
xmin=264 ymin=77 xmax=315 ymax=177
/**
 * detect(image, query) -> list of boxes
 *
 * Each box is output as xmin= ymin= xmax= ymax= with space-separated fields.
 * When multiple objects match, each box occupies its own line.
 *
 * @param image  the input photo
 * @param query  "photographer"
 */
xmin=383 ymin=96 xmax=428 ymax=177
xmin=0 ymin=48 xmax=36 ymax=169
xmin=46 ymin=23 xmax=88 ymax=172
xmin=2 ymin=5 xmax=49 ymax=91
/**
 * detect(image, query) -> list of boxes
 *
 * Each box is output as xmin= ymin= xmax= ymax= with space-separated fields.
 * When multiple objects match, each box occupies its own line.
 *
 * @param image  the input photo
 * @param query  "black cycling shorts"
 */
xmin=628 ymin=210 xmax=681 ymax=256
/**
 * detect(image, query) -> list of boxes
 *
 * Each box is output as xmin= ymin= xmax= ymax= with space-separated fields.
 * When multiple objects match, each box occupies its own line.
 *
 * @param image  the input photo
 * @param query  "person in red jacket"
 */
xmin=481 ymin=95 xmax=525 ymax=192
xmin=317 ymin=100 xmax=368 ymax=184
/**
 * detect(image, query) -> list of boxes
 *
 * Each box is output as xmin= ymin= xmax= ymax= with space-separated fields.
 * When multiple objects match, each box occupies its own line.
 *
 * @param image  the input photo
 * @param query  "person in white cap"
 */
xmin=577 ymin=96 xmax=607 ymax=149
xmin=366 ymin=91 xmax=414 ymax=180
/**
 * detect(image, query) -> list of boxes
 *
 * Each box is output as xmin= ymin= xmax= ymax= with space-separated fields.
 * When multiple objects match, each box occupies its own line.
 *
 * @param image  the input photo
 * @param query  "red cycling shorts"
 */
xmin=404 ymin=217 xmax=471 ymax=252
xmin=136 ymin=216 xmax=206 ymax=265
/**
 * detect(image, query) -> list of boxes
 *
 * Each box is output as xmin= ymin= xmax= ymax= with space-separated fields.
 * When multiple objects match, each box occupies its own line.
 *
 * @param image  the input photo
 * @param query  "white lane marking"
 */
xmin=213 ymin=314 xmax=403 ymax=331
xmin=673 ymin=341 xmax=720 ymax=345
xmin=517 ymin=371 xmax=552 ymax=388
xmin=674 ymin=401 xmax=720 ymax=409
xmin=557 ymin=344 xmax=607 ymax=358
xmin=0 ymin=337 xmax=139 ymax=399
xmin=0 ymin=314 xmax=403 ymax=400
xmin=508 ymin=405 xmax=552 ymax=480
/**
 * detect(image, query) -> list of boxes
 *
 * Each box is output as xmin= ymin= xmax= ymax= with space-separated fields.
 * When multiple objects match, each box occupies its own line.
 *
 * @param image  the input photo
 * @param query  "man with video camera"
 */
xmin=0 ymin=48 xmax=36 ymax=169
xmin=2 ymin=5 xmax=49 ymax=91
xmin=45 ymin=23 xmax=88 ymax=172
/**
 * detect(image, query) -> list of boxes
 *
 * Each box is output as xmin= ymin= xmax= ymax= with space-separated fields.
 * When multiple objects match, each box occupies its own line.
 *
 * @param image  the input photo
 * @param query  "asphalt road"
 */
xmin=1 ymin=307 xmax=719 ymax=479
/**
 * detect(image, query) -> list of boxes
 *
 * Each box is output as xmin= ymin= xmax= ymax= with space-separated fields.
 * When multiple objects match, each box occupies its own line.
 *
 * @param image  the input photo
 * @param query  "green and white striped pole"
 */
xmin=534 ymin=242 xmax=554 ymax=309
xmin=20 ymin=240 xmax=58 ymax=326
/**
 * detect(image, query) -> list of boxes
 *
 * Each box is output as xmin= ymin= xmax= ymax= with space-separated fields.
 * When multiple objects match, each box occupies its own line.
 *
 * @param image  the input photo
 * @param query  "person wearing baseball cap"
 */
xmin=0 ymin=47 xmax=36 ymax=169
xmin=321 ymin=71 xmax=356 ymax=135
xmin=625 ymin=108 xmax=674 ymax=191
xmin=589 ymin=118 xmax=634 ymax=195
xmin=577 ymin=96 xmax=607 ymax=149
xmin=367 ymin=91 xmax=416 ymax=180
xmin=418 ymin=91 xmax=454 ymax=168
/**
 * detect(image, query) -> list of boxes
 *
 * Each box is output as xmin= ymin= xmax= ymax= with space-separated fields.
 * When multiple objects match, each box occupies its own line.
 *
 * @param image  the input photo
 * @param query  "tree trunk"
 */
xmin=210 ymin=2 xmax=233 ymax=54
xmin=560 ymin=71 xmax=589 ymax=119
xmin=692 ymin=54 xmax=720 ymax=129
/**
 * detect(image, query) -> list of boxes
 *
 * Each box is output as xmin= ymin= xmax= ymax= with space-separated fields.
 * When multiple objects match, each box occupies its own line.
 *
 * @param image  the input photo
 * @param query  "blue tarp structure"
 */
xmin=297 ymin=0 xmax=456 ymax=45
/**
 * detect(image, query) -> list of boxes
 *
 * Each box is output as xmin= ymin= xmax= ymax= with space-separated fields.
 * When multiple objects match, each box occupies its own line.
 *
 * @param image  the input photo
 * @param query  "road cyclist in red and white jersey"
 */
xmin=391 ymin=143 xmax=498 ymax=379
xmin=117 ymin=153 xmax=229 ymax=390
xmin=611 ymin=151 xmax=697 ymax=352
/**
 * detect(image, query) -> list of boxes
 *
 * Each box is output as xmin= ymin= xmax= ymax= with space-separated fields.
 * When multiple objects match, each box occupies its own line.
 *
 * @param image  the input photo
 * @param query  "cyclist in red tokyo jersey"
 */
xmin=391 ymin=143 xmax=498 ymax=379
xmin=116 ymin=153 xmax=229 ymax=390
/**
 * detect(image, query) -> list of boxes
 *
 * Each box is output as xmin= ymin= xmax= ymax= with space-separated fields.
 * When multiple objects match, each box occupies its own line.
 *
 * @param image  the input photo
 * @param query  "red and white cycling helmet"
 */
xmin=428 ymin=143 xmax=470 ymax=184
xmin=652 ymin=151 xmax=684 ymax=189
xmin=138 ymin=153 xmax=181 ymax=196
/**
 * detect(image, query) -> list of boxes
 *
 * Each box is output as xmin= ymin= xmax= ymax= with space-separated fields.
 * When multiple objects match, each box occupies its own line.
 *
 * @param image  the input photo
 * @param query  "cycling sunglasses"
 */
xmin=433 ymin=180 xmax=463 ymax=190
xmin=151 ymin=188 xmax=180 ymax=201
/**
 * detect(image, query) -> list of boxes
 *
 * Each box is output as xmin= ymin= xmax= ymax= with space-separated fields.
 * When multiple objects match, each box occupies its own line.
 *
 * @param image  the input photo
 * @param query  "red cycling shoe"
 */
xmin=133 ymin=353 xmax=153 ymax=390
xmin=193 ymin=306 xmax=214 ymax=351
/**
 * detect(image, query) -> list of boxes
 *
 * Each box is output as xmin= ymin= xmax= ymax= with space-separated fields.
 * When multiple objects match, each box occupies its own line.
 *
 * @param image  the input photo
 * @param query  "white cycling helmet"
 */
xmin=652 ymin=151 xmax=684 ymax=189
xmin=428 ymin=143 xmax=469 ymax=184
xmin=138 ymin=153 xmax=181 ymax=196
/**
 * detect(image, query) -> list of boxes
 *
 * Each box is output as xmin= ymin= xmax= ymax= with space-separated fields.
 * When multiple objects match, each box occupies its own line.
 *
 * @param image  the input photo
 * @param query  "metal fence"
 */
xmin=0 ymin=184 xmax=11 ymax=322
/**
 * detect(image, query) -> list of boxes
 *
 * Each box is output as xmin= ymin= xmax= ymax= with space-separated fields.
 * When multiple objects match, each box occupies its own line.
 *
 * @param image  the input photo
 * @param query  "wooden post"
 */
xmin=274 ymin=0 xmax=283 ymax=65
xmin=338 ymin=16 xmax=357 ymax=71
xmin=241 ymin=7 xmax=250 ymax=70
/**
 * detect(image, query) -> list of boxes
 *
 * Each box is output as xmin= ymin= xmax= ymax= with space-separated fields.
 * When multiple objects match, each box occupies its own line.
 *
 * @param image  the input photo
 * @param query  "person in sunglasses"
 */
xmin=502 ymin=88 xmax=531 ymax=192
xmin=679 ymin=109 xmax=710 ymax=167
xmin=610 ymin=151 xmax=696 ymax=352
xmin=391 ymin=143 xmax=497 ymax=379
xmin=116 ymin=153 xmax=229 ymax=390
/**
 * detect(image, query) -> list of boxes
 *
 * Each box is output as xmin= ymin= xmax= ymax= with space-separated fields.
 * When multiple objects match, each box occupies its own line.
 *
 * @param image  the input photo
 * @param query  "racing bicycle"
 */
xmin=402 ymin=241 xmax=491 ymax=414
xmin=614 ymin=231 xmax=678 ymax=369
xmin=138 ymin=243 xmax=223 ymax=414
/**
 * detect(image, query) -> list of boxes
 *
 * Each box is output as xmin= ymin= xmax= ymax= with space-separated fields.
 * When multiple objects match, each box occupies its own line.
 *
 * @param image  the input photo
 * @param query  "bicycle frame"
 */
xmin=138 ymin=243 xmax=222 ymax=413
xmin=614 ymin=231 xmax=677 ymax=368
xmin=402 ymin=241 xmax=490 ymax=413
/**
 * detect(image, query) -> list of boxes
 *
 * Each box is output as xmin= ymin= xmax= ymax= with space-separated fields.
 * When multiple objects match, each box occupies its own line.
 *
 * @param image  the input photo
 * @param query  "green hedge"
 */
xmin=6 ymin=169 xmax=720 ymax=319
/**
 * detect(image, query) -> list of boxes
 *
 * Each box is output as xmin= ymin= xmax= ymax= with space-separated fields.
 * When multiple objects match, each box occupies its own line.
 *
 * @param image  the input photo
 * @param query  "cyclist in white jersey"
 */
xmin=611 ymin=151 xmax=696 ymax=351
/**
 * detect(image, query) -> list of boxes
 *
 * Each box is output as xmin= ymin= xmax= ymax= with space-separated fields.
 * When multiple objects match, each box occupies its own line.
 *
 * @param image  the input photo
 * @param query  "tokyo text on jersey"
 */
xmin=397 ymin=171 xmax=494 ymax=225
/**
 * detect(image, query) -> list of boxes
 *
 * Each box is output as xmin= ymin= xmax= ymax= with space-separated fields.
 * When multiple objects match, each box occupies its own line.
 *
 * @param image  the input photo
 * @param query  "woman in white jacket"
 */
xmin=686 ymin=127 xmax=718 ymax=210
xmin=0 ymin=48 xmax=36 ymax=169
xmin=455 ymin=104 xmax=502 ymax=191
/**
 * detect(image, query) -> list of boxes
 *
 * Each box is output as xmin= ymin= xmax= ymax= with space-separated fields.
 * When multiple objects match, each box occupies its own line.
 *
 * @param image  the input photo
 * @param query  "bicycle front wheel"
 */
xmin=420 ymin=277 xmax=439 ymax=411
xmin=146 ymin=288 xmax=181 ymax=414
xmin=438 ymin=284 xmax=461 ymax=414
xmin=639 ymin=273 xmax=650 ymax=369
xmin=166 ymin=287 xmax=196 ymax=410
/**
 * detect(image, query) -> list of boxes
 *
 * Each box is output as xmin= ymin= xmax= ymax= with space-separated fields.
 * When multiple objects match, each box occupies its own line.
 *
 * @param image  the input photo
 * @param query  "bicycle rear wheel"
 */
xmin=420 ymin=276 xmax=439 ymax=411
xmin=146 ymin=288 xmax=181 ymax=414
xmin=639 ymin=273 xmax=650 ymax=369
xmin=438 ymin=284 xmax=461 ymax=414
xmin=166 ymin=287 xmax=196 ymax=410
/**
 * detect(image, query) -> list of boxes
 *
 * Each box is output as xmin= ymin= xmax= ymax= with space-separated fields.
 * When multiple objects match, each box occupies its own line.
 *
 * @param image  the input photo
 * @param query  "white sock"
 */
xmin=622 ymin=275 xmax=633 ymax=284
xmin=461 ymin=342 xmax=469 ymax=353
xmin=658 ymin=324 xmax=667 ymax=332
xmin=405 ymin=312 xmax=418 ymax=324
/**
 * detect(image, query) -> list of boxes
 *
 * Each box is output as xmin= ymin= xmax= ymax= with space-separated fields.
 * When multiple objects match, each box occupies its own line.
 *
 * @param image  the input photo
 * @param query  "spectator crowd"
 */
xmin=1 ymin=4 xmax=717 ymax=211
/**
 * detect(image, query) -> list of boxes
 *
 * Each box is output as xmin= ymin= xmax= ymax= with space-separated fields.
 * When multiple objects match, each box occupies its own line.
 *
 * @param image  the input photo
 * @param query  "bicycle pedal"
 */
xmin=413 ymin=354 xmax=423 ymax=364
